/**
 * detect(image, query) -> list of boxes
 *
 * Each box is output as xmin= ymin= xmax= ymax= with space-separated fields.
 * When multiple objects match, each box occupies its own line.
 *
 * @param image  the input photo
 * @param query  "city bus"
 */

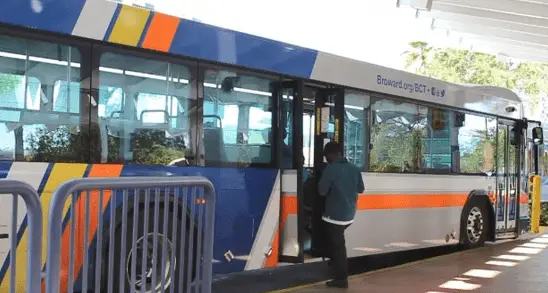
xmin=0 ymin=0 xmax=544 ymax=292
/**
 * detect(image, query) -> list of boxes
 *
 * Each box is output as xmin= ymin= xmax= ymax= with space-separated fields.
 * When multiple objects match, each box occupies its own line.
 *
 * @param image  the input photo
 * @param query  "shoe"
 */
xmin=326 ymin=279 xmax=349 ymax=288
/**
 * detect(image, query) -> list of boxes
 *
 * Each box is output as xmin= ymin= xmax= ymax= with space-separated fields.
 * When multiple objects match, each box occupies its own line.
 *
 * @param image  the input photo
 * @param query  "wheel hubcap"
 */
xmin=466 ymin=207 xmax=484 ymax=243
xmin=127 ymin=233 xmax=175 ymax=293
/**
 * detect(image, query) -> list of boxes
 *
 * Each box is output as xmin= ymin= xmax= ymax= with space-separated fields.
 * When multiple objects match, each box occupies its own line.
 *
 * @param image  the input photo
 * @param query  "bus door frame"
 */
xmin=495 ymin=118 xmax=525 ymax=237
xmin=309 ymin=85 xmax=345 ymax=257
xmin=273 ymin=80 xmax=305 ymax=263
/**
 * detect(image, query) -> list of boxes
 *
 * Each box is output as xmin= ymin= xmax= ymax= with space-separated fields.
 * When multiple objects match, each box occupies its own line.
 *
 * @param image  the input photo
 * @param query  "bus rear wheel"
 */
xmin=461 ymin=199 xmax=488 ymax=249
xmin=106 ymin=203 xmax=194 ymax=293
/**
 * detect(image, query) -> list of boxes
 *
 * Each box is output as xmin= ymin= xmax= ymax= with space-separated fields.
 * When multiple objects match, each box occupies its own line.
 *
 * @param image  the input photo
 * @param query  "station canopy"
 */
xmin=396 ymin=0 xmax=548 ymax=64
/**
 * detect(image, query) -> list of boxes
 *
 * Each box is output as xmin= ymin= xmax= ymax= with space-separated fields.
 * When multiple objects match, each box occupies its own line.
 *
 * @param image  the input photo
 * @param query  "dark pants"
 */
xmin=325 ymin=222 xmax=350 ymax=280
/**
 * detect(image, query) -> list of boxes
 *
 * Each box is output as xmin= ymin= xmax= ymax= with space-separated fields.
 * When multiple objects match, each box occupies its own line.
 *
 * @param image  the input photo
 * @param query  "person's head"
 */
xmin=323 ymin=141 xmax=342 ymax=163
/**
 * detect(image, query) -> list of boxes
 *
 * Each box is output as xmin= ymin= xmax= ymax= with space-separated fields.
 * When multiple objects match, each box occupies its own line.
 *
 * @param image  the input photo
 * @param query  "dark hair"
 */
xmin=323 ymin=141 xmax=341 ymax=156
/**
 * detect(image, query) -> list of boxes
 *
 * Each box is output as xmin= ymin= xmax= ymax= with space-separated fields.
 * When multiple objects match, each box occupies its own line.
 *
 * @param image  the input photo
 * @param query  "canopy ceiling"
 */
xmin=397 ymin=0 xmax=548 ymax=64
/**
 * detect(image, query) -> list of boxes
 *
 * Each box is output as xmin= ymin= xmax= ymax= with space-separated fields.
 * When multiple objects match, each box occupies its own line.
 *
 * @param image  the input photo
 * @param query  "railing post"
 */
xmin=202 ymin=185 xmax=216 ymax=293
xmin=0 ymin=180 xmax=43 ymax=293
xmin=45 ymin=176 xmax=216 ymax=293
xmin=531 ymin=175 xmax=542 ymax=233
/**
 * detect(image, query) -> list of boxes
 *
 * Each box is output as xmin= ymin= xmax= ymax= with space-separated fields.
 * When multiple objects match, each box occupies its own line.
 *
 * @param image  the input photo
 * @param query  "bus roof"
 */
xmin=0 ymin=0 xmax=522 ymax=119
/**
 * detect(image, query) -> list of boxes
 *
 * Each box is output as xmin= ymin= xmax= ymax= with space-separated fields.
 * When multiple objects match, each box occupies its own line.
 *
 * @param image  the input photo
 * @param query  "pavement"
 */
xmin=282 ymin=234 xmax=548 ymax=293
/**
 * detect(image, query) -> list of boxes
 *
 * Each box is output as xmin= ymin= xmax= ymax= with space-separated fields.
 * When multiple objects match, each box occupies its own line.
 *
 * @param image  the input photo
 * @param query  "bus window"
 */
xmin=53 ymin=80 xmax=80 ymax=114
xmin=369 ymin=98 xmax=428 ymax=173
xmin=344 ymin=90 xmax=370 ymax=170
xmin=0 ymin=34 xmax=84 ymax=162
xmin=98 ymin=52 xmax=196 ymax=165
xmin=202 ymin=66 xmax=276 ymax=166
xmin=281 ymin=95 xmax=293 ymax=169
xmin=203 ymin=101 xmax=238 ymax=144
xmin=454 ymin=113 xmax=496 ymax=174
xmin=303 ymin=112 xmax=314 ymax=168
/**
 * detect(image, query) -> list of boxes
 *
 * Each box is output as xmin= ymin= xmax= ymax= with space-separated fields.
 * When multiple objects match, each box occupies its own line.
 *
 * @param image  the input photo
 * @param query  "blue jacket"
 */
xmin=318 ymin=159 xmax=364 ymax=222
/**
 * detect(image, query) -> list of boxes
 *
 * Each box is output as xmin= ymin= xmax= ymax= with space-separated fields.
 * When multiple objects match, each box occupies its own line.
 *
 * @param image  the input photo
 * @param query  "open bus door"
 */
xmin=302 ymin=85 xmax=345 ymax=258
xmin=274 ymin=81 xmax=345 ymax=262
xmin=494 ymin=119 xmax=543 ymax=238
xmin=494 ymin=119 xmax=523 ymax=237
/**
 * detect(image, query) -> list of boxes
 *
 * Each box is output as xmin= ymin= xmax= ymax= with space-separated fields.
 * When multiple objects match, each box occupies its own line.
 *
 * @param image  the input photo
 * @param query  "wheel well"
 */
xmin=460 ymin=190 xmax=495 ymax=243
xmin=89 ymin=191 xmax=197 ymax=288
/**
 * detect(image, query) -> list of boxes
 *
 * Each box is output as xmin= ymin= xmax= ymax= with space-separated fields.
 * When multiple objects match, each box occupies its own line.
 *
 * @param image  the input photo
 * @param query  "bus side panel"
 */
xmin=115 ymin=164 xmax=279 ymax=275
xmin=279 ymin=172 xmax=299 ymax=259
xmin=0 ymin=162 xmax=278 ymax=292
xmin=343 ymin=173 xmax=495 ymax=257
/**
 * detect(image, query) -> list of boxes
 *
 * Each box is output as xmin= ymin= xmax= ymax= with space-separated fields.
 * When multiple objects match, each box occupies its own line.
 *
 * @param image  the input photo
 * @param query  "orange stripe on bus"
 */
xmin=273 ymin=191 xmax=527 ymax=267
xmin=141 ymin=12 xmax=180 ymax=52
xmin=57 ymin=164 xmax=123 ymax=293
xmin=520 ymin=193 xmax=529 ymax=204
xmin=264 ymin=196 xmax=297 ymax=268
xmin=264 ymin=230 xmax=279 ymax=268
xmin=356 ymin=193 xmax=469 ymax=210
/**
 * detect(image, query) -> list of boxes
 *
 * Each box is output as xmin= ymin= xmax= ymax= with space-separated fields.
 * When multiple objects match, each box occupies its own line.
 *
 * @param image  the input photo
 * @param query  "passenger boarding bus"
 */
xmin=0 ymin=1 xmax=544 ymax=292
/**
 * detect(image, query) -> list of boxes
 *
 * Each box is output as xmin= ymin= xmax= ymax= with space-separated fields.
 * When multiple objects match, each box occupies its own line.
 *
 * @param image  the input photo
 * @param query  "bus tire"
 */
xmin=460 ymin=198 xmax=489 ymax=249
xmin=106 ymin=202 xmax=196 ymax=293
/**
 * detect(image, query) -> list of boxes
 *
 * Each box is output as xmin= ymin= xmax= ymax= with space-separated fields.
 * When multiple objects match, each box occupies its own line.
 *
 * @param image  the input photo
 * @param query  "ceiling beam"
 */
xmin=444 ymin=31 xmax=548 ymax=52
xmin=435 ymin=0 xmax=548 ymax=19
xmin=462 ymin=35 xmax=548 ymax=56
xmin=519 ymin=0 xmax=548 ymax=5
xmin=399 ymin=0 xmax=548 ymax=28
xmin=520 ymin=0 xmax=548 ymax=4
xmin=429 ymin=32 xmax=548 ymax=63
xmin=468 ymin=42 xmax=548 ymax=63
xmin=419 ymin=10 xmax=548 ymax=36
xmin=433 ymin=19 xmax=548 ymax=48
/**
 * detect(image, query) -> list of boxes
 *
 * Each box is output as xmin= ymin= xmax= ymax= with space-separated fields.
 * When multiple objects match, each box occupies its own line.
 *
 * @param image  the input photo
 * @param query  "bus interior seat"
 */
xmin=203 ymin=128 xmax=227 ymax=163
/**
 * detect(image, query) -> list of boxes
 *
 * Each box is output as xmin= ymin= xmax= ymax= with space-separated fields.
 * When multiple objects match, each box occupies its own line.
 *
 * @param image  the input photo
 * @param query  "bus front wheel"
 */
xmin=460 ymin=198 xmax=488 ymax=249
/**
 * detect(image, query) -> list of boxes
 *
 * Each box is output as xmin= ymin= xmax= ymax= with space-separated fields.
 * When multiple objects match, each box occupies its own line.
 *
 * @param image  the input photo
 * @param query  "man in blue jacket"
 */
xmin=318 ymin=142 xmax=364 ymax=288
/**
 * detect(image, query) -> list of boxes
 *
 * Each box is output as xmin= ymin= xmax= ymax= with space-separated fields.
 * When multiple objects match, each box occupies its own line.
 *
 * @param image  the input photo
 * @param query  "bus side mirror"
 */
xmin=532 ymin=126 xmax=544 ymax=145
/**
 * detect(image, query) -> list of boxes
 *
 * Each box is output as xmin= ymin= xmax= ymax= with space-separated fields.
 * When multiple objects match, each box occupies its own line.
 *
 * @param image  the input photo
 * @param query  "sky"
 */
xmin=130 ymin=0 xmax=449 ymax=70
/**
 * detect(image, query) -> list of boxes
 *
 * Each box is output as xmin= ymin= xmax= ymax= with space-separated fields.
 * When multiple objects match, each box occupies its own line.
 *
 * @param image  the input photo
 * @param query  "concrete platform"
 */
xmin=212 ymin=244 xmax=462 ymax=293
xmin=285 ymin=234 xmax=548 ymax=293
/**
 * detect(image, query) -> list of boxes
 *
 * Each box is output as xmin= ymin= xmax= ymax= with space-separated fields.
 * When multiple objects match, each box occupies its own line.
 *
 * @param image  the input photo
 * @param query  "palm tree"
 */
xmin=402 ymin=41 xmax=433 ymax=73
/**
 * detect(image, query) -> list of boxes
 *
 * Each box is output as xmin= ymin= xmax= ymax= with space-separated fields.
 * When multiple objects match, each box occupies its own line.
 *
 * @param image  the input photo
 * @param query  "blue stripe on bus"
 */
xmin=1 ymin=0 xmax=319 ymax=78
xmin=0 ymin=0 xmax=86 ymax=35
xmin=102 ymin=3 xmax=122 ymax=42
xmin=170 ymin=19 xmax=318 ymax=78
xmin=0 ymin=161 xmax=11 ymax=179
xmin=136 ymin=11 xmax=155 ymax=48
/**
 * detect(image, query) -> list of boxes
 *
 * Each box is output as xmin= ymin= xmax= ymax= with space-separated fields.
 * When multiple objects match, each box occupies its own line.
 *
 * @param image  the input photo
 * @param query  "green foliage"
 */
xmin=107 ymin=129 xmax=186 ymax=165
xmin=22 ymin=83 xmax=187 ymax=165
xmin=25 ymin=126 xmax=87 ymax=162
xmin=0 ymin=74 xmax=21 ymax=95
xmin=403 ymin=41 xmax=548 ymax=111
xmin=541 ymin=203 xmax=548 ymax=226
xmin=460 ymin=130 xmax=490 ymax=173
xmin=370 ymin=118 xmax=424 ymax=172
xmin=404 ymin=41 xmax=548 ymax=224
xmin=25 ymin=126 xmax=186 ymax=165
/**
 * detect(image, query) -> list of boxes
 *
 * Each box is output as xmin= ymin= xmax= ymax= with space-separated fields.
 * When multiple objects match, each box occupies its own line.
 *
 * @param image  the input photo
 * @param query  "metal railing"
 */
xmin=0 ymin=180 xmax=43 ymax=293
xmin=45 ymin=176 xmax=216 ymax=293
